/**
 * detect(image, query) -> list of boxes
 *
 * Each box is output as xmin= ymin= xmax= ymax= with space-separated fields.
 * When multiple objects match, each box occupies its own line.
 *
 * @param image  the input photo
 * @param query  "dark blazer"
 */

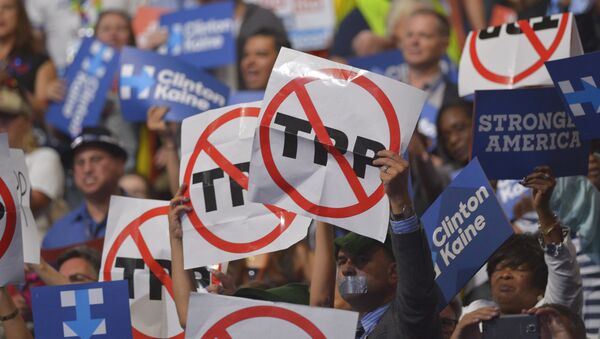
xmin=369 ymin=228 xmax=442 ymax=339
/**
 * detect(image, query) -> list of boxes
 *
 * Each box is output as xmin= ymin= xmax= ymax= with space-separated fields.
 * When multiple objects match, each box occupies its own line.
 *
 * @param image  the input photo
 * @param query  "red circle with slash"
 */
xmin=202 ymin=305 xmax=326 ymax=338
xmin=0 ymin=178 xmax=16 ymax=259
xmin=182 ymin=106 xmax=297 ymax=253
xmin=259 ymin=68 xmax=400 ymax=218
xmin=469 ymin=12 xmax=569 ymax=85
xmin=103 ymin=205 xmax=184 ymax=339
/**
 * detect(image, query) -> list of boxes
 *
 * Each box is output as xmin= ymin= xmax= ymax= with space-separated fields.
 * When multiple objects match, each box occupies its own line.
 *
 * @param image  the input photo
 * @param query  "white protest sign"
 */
xmin=179 ymin=102 xmax=312 ymax=269
xmin=246 ymin=0 xmax=336 ymax=51
xmin=458 ymin=13 xmax=582 ymax=97
xmin=0 ymin=134 xmax=23 ymax=285
xmin=9 ymin=149 xmax=40 ymax=264
xmin=185 ymin=293 xmax=358 ymax=338
xmin=247 ymin=48 xmax=426 ymax=242
xmin=100 ymin=196 xmax=183 ymax=339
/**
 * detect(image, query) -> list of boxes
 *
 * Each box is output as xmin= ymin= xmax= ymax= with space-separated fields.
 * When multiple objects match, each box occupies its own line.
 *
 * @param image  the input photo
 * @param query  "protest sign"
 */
xmin=158 ymin=2 xmax=236 ymax=68
xmin=248 ymin=48 xmax=426 ymax=242
xmin=422 ymin=158 xmax=513 ymax=305
xmin=9 ymin=149 xmax=39 ymax=264
xmin=459 ymin=13 xmax=582 ymax=97
xmin=119 ymin=47 xmax=229 ymax=122
xmin=0 ymin=134 xmax=23 ymax=285
xmin=185 ymin=293 xmax=358 ymax=338
xmin=46 ymin=38 xmax=119 ymax=137
xmin=496 ymin=179 xmax=531 ymax=221
xmin=228 ymin=91 xmax=265 ymax=105
xmin=546 ymin=50 xmax=600 ymax=140
xmin=100 ymin=196 xmax=183 ymax=339
xmin=32 ymin=280 xmax=133 ymax=339
xmin=247 ymin=0 xmax=335 ymax=51
xmin=472 ymin=87 xmax=589 ymax=179
xmin=180 ymin=102 xmax=311 ymax=268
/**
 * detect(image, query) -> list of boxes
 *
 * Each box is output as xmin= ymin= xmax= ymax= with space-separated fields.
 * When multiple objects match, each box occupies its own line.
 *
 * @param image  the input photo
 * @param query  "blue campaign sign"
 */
xmin=158 ymin=1 xmax=235 ymax=69
xmin=31 ymin=280 xmax=132 ymax=339
xmin=227 ymin=91 xmax=264 ymax=105
xmin=422 ymin=158 xmax=513 ymax=305
xmin=347 ymin=50 xmax=404 ymax=81
xmin=46 ymin=38 xmax=119 ymax=137
xmin=472 ymin=87 xmax=590 ymax=179
xmin=546 ymin=51 xmax=600 ymax=140
xmin=119 ymin=47 xmax=230 ymax=122
xmin=496 ymin=179 xmax=531 ymax=221
xmin=417 ymin=103 xmax=440 ymax=151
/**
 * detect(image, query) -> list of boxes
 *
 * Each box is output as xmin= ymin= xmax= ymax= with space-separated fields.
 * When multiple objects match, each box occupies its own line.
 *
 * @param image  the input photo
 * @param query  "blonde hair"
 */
xmin=387 ymin=0 xmax=434 ymax=40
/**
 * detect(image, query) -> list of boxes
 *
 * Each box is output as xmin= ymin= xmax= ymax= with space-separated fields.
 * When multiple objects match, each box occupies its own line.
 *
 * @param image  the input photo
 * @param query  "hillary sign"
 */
xmin=46 ymin=38 xmax=119 ymax=137
xmin=158 ymin=1 xmax=235 ymax=69
xmin=119 ymin=47 xmax=229 ymax=122
xmin=422 ymin=158 xmax=513 ymax=305
xmin=472 ymin=87 xmax=589 ymax=179
xmin=546 ymin=50 xmax=600 ymax=140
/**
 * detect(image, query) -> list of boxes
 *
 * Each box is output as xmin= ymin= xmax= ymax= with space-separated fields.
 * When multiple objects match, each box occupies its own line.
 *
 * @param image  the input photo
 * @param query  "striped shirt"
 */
xmin=572 ymin=235 xmax=600 ymax=337
xmin=359 ymin=303 xmax=391 ymax=339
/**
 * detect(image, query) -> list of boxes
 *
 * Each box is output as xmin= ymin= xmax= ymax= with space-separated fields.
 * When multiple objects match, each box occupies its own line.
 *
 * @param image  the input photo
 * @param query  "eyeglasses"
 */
xmin=67 ymin=273 xmax=96 ymax=283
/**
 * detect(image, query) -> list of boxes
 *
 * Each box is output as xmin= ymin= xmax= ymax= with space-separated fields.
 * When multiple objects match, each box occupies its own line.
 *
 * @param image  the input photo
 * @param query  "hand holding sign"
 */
xmin=373 ymin=150 xmax=410 ymax=208
xmin=169 ymin=184 xmax=191 ymax=240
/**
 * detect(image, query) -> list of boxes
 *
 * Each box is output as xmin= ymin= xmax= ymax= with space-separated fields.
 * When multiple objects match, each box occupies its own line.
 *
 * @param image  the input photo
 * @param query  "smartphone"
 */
xmin=482 ymin=314 xmax=540 ymax=339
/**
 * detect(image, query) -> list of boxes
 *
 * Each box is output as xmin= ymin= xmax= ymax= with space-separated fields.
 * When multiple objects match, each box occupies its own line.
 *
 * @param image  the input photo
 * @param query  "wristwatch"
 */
xmin=390 ymin=204 xmax=415 ymax=221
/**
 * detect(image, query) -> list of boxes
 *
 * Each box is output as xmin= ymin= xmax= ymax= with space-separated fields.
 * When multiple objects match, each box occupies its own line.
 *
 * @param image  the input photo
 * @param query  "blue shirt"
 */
xmin=359 ymin=303 xmax=391 ymax=338
xmin=42 ymin=202 xmax=106 ymax=249
xmin=390 ymin=215 xmax=419 ymax=234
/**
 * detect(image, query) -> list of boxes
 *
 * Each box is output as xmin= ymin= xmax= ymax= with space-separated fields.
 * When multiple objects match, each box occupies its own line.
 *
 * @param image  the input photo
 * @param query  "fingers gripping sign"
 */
xmin=248 ymin=48 xmax=426 ymax=241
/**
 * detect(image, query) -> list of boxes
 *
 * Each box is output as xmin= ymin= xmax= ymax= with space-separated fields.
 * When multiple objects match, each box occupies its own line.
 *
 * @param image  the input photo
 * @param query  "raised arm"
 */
xmin=0 ymin=287 xmax=32 ymax=339
xmin=522 ymin=167 xmax=582 ymax=315
xmin=309 ymin=221 xmax=336 ymax=307
xmin=148 ymin=106 xmax=181 ymax=197
xmin=168 ymin=184 xmax=197 ymax=329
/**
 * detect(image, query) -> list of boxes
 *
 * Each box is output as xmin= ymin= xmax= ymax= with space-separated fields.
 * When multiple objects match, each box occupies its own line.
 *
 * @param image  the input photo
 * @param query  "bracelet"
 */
xmin=539 ymin=219 xmax=560 ymax=236
xmin=0 ymin=308 xmax=18 ymax=321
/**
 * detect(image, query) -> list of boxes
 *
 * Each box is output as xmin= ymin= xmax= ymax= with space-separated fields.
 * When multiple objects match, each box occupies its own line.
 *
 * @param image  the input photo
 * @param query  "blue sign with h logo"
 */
xmin=546 ymin=50 xmax=600 ymax=140
xmin=158 ymin=1 xmax=236 ymax=69
xmin=46 ymin=38 xmax=119 ymax=137
xmin=119 ymin=47 xmax=230 ymax=122
xmin=32 ymin=280 xmax=132 ymax=339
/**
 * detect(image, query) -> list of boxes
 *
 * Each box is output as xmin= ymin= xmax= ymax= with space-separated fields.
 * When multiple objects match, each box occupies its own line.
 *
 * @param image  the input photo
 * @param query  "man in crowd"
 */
xmin=239 ymin=28 xmax=291 ymax=90
xmin=42 ymin=127 xmax=127 ymax=249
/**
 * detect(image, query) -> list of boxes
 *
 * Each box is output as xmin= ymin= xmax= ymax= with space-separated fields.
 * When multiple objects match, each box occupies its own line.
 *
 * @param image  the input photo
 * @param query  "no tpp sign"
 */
xmin=0 ymin=177 xmax=16 ymax=260
xmin=248 ymin=48 xmax=426 ymax=241
xmin=179 ymin=102 xmax=312 ymax=269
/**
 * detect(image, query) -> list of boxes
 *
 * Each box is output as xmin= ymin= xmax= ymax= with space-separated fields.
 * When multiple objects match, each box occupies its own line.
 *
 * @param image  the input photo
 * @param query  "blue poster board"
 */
xmin=472 ymin=87 xmax=590 ymax=179
xmin=119 ymin=47 xmax=230 ymax=122
xmin=422 ymin=158 xmax=513 ymax=305
xmin=546 ymin=50 xmax=600 ymax=140
xmin=227 ymin=91 xmax=264 ymax=105
xmin=32 ymin=280 xmax=132 ymax=339
xmin=46 ymin=38 xmax=119 ymax=137
xmin=348 ymin=50 xmax=404 ymax=80
xmin=158 ymin=1 xmax=236 ymax=69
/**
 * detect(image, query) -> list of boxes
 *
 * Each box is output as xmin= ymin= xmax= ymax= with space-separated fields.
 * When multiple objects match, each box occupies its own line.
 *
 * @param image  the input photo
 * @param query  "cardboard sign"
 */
xmin=546 ymin=50 xmax=600 ymax=140
xmin=46 ymin=38 xmax=120 ymax=137
xmin=248 ymin=48 xmax=426 ymax=242
xmin=180 ymin=102 xmax=312 ymax=269
xmin=246 ymin=0 xmax=336 ymax=51
xmin=472 ymin=87 xmax=590 ymax=179
xmin=32 ymin=281 xmax=133 ymax=339
xmin=0 ymin=135 xmax=23 ymax=285
xmin=119 ymin=47 xmax=229 ymax=122
xmin=184 ymin=293 xmax=358 ymax=338
xmin=100 ymin=196 xmax=183 ymax=339
xmin=459 ymin=13 xmax=582 ymax=97
xmin=496 ymin=179 xmax=531 ymax=221
xmin=422 ymin=158 xmax=513 ymax=305
xmin=158 ymin=2 xmax=236 ymax=69
xmin=9 ymin=149 xmax=40 ymax=264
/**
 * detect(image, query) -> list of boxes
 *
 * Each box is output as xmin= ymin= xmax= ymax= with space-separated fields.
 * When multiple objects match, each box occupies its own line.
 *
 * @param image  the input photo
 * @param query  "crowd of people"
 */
xmin=0 ymin=0 xmax=600 ymax=338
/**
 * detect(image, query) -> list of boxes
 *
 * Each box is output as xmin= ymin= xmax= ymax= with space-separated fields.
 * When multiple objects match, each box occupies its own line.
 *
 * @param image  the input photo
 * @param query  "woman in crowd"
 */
xmin=0 ymin=0 xmax=57 ymax=118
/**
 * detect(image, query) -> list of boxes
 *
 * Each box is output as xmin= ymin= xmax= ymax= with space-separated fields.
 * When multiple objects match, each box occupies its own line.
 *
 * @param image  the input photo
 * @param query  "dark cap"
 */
xmin=71 ymin=126 xmax=127 ymax=161
xmin=0 ymin=86 xmax=32 ymax=117
xmin=234 ymin=283 xmax=309 ymax=305
xmin=334 ymin=232 xmax=393 ymax=258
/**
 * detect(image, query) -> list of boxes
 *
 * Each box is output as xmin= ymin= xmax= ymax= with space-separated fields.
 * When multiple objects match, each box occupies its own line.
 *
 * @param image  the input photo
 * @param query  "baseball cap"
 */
xmin=334 ymin=232 xmax=393 ymax=259
xmin=234 ymin=283 xmax=310 ymax=305
xmin=70 ymin=126 xmax=128 ymax=161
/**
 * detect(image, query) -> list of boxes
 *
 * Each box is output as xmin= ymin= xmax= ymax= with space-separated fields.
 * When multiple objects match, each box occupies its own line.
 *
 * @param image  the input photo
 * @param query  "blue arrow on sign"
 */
xmin=63 ymin=289 xmax=105 ymax=339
